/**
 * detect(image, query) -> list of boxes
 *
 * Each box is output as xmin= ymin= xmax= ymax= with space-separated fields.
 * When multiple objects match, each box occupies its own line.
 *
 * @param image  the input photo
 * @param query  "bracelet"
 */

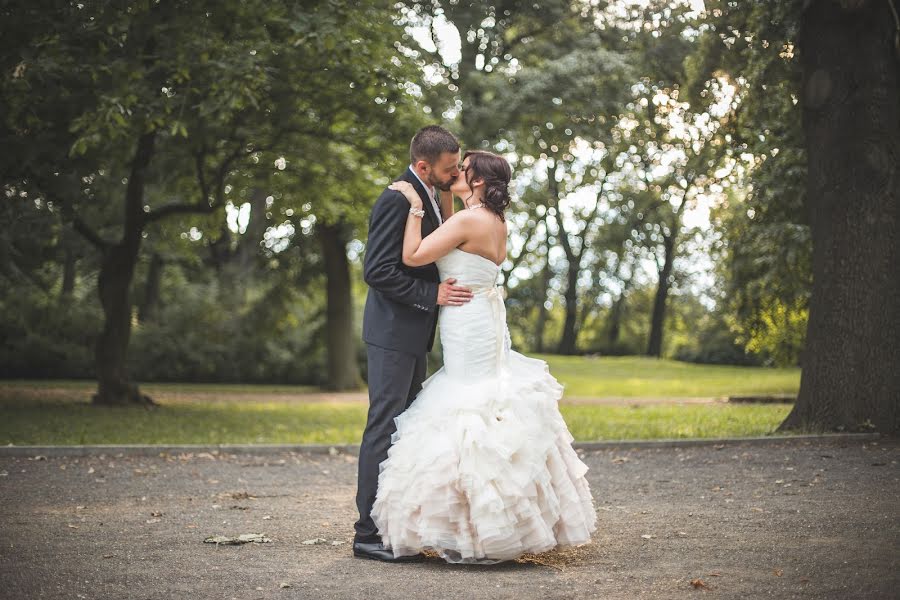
xmin=409 ymin=207 xmax=425 ymax=218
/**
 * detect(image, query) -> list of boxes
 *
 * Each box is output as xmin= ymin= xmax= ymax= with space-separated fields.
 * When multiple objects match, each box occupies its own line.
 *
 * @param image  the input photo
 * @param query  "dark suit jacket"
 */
xmin=362 ymin=168 xmax=442 ymax=354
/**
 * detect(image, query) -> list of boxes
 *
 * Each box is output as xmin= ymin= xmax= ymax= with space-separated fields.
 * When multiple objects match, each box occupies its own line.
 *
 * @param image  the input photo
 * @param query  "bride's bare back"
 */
xmin=453 ymin=206 xmax=508 ymax=266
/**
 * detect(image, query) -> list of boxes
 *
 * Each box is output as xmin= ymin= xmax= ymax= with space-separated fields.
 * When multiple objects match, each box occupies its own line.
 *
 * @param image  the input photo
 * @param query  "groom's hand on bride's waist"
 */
xmin=437 ymin=278 xmax=474 ymax=306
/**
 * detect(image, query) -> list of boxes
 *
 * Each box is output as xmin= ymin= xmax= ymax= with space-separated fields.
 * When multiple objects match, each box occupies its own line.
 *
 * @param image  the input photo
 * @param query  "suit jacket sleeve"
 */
xmin=363 ymin=191 xmax=440 ymax=312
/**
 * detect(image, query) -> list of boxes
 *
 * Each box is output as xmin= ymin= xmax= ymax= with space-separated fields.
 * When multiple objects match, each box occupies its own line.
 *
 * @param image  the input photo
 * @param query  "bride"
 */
xmin=371 ymin=149 xmax=597 ymax=564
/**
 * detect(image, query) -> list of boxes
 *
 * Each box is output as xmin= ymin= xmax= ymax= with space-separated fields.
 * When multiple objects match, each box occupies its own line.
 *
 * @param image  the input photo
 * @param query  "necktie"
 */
xmin=430 ymin=189 xmax=443 ymax=225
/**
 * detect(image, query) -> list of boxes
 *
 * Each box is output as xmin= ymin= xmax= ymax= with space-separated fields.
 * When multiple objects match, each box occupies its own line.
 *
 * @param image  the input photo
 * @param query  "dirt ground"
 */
xmin=0 ymin=437 xmax=897 ymax=599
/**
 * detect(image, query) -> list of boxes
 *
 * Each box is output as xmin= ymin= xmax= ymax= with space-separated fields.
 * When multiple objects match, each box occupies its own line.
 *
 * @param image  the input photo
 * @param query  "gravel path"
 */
xmin=1 ymin=437 xmax=896 ymax=599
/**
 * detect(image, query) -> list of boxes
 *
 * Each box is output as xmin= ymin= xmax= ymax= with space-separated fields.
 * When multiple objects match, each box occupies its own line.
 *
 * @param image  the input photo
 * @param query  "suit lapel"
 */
xmin=402 ymin=168 xmax=440 ymax=230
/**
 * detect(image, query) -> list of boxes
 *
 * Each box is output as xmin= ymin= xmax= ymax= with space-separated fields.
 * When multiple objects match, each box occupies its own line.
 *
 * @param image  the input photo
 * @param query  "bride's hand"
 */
xmin=388 ymin=181 xmax=423 ymax=209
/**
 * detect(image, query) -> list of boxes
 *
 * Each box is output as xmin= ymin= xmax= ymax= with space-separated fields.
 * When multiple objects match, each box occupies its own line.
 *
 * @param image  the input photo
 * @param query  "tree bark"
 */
xmin=92 ymin=131 xmax=157 ymax=406
xmin=549 ymin=165 xmax=606 ymax=355
xmin=138 ymin=252 xmax=163 ymax=323
xmin=778 ymin=0 xmax=900 ymax=434
xmin=318 ymin=220 xmax=361 ymax=390
xmin=557 ymin=260 xmax=580 ymax=354
xmin=646 ymin=232 xmax=676 ymax=357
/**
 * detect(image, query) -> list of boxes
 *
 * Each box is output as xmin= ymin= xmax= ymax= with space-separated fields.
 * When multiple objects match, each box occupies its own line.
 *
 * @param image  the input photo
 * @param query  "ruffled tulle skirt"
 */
xmin=370 ymin=350 xmax=597 ymax=564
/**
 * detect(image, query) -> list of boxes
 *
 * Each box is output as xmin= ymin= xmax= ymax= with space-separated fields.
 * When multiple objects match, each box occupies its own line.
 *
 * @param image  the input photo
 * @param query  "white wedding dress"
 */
xmin=370 ymin=248 xmax=597 ymax=564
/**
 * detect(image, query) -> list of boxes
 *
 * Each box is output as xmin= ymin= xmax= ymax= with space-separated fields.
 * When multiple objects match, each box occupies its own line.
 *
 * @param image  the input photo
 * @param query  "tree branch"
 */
xmin=143 ymin=200 xmax=222 ymax=223
xmin=548 ymin=163 xmax=575 ymax=260
xmin=69 ymin=211 xmax=113 ymax=251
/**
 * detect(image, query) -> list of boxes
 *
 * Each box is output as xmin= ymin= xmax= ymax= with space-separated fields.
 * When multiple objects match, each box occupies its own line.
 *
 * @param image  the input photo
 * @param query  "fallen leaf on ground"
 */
xmin=203 ymin=533 xmax=270 ymax=545
xmin=774 ymin=568 xmax=783 ymax=577
xmin=690 ymin=578 xmax=707 ymax=588
xmin=302 ymin=538 xmax=327 ymax=545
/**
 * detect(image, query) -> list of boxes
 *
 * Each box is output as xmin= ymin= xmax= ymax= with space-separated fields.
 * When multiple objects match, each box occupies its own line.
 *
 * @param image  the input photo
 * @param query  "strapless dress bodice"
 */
xmin=435 ymin=249 xmax=508 ymax=380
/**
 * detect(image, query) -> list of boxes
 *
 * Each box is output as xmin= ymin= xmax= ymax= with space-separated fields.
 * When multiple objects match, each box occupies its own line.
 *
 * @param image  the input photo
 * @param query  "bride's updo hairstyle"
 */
xmin=463 ymin=150 xmax=512 ymax=221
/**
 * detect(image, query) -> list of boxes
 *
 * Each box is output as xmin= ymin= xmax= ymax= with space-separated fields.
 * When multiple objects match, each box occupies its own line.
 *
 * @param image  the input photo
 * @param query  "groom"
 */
xmin=353 ymin=125 xmax=474 ymax=562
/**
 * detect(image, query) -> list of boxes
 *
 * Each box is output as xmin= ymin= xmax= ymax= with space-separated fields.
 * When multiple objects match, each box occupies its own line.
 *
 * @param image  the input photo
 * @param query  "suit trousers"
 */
xmin=353 ymin=343 xmax=427 ymax=542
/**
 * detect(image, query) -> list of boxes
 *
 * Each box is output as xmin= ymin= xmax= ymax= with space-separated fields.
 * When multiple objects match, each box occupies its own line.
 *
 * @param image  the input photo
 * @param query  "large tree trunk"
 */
xmin=646 ymin=232 xmax=676 ymax=357
xmin=318 ymin=221 xmax=361 ymax=391
xmin=92 ymin=131 xmax=157 ymax=406
xmin=138 ymin=252 xmax=163 ymax=323
xmin=778 ymin=0 xmax=899 ymax=434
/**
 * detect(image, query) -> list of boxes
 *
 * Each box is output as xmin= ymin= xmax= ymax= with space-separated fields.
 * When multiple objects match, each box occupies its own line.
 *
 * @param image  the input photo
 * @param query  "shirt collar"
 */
xmin=408 ymin=165 xmax=435 ymax=199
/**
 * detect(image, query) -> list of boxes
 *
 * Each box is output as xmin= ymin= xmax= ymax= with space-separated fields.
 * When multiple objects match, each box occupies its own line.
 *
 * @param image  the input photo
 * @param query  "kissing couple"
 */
xmin=352 ymin=125 xmax=597 ymax=565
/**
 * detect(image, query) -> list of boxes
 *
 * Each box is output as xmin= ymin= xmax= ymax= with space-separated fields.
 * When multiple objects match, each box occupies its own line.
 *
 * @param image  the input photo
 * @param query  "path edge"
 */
xmin=0 ymin=432 xmax=886 ymax=457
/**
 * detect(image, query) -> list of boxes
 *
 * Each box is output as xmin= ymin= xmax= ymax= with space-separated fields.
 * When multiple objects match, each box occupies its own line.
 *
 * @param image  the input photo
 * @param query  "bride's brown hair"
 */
xmin=462 ymin=150 xmax=512 ymax=221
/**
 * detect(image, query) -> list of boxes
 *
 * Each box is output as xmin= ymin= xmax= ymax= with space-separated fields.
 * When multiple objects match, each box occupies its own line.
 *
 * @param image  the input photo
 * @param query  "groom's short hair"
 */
xmin=410 ymin=125 xmax=460 ymax=165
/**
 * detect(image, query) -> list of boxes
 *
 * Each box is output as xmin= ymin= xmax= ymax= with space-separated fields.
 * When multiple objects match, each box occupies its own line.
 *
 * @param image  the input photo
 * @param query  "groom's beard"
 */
xmin=428 ymin=174 xmax=454 ymax=192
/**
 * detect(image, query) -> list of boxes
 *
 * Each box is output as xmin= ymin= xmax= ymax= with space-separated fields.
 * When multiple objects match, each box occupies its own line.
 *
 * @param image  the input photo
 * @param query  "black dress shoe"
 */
xmin=352 ymin=540 xmax=425 ymax=563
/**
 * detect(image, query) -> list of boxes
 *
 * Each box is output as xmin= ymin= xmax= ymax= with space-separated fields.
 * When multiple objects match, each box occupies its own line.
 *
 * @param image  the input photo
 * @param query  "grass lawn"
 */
xmin=537 ymin=355 xmax=800 ymax=397
xmin=2 ymin=357 xmax=800 ymax=399
xmin=0 ymin=356 xmax=802 ymax=445
xmin=0 ymin=398 xmax=796 ymax=446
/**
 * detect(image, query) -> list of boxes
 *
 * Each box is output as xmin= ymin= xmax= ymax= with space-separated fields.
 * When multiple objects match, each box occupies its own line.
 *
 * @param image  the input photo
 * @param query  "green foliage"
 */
xmin=0 ymin=287 xmax=100 ymax=378
xmin=128 ymin=276 xmax=327 ymax=384
xmin=688 ymin=1 xmax=810 ymax=365
xmin=729 ymin=297 xmax=807 ymax=366
xmin=673 ymin=309 xmax=762 ymax=366
xmin=0 ymin=0 xmax=819 ymax=386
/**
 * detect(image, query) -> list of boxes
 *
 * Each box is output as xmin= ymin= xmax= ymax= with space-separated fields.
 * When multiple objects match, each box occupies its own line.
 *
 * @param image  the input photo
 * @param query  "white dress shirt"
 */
xmin=408 ymin=165 xmax=443 ymax=225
